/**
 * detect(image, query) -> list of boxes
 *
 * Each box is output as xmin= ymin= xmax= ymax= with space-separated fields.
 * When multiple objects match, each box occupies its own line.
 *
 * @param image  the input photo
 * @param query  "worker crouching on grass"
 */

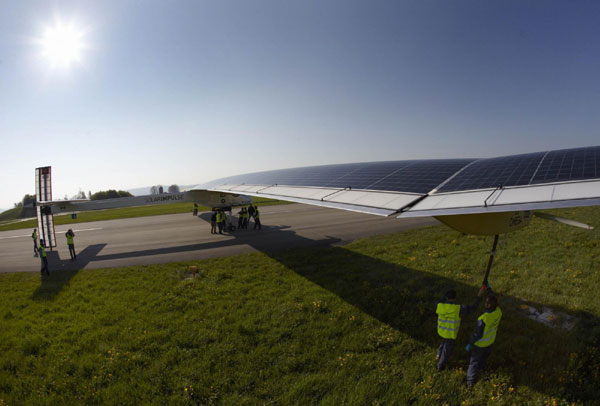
xmin=435 ymin=286 xmax=486 ymax=371
xmin=466 ymin=290 xmax=502 ymax=387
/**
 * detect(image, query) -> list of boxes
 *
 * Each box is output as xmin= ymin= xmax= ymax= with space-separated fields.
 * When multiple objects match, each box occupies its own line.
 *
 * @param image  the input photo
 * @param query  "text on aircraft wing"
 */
xmin=196 ymin=146 xmax=600 ymax=217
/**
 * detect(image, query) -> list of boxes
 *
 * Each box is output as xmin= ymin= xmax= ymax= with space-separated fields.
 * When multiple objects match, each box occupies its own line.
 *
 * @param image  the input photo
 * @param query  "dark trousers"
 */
xmin=437 ymin=338 xmax=456 ymax=371
xmin=467 ymin=345 xmax=493 ymax=384
xmin=68 ymin=243 xmax=77 ymax=260
xmin=40 ymin=257 xmax=49 ymax=275
xmin=33 ymin=241 xmax=38 ymax=255
xmin=218 ymin=221 xmax=224 ymax=234
xmin=253 ymin=217 xmax=261 ymax=230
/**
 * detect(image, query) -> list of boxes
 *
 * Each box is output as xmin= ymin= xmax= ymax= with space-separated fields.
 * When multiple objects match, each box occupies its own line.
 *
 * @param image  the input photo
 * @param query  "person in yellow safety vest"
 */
xmin=66 ymin=229 xmax=77 ymax=261
xmin=466 ymin=289 xmax=502 ymax=387
xmin=222 ymin=210 xmax=228 ymax=232
xmin=253 ymin=206 xmax=261 ymax=230
xmin=39 ymin=239 xmax=50 ymax=276
xmin=435 ymin=286 xmax=486 ymax=371
xmin=32 ymin=229 xmax=38 ymax=256
xmin=241 ymin=208 xmax=249 ymax=229
xmin=237 ymin=208 xmax=245 ymax=229
xmin=216 ymin=210 xmax=225 ymax=234
xmin=210 ymin=211 xmax=217 ymax=234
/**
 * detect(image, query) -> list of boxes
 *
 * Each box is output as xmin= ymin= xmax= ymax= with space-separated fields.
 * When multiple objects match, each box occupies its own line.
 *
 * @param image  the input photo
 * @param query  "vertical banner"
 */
xmin=35 ymin=166 xmax=56 ymax=248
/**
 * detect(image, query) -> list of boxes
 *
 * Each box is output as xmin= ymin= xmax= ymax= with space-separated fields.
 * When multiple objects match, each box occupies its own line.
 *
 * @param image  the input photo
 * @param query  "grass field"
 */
xmin=0 ymin=207 xmax=599 ymax=405
xmin=0 ymin=198 xmax=287 ymax=232
xmin=0 ymin=207 xmax=21 ymax=222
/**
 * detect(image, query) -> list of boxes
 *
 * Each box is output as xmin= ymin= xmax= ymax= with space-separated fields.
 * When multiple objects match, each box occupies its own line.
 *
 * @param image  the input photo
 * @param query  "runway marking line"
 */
xmin=0 ymin=227 xmax=103 ymax=240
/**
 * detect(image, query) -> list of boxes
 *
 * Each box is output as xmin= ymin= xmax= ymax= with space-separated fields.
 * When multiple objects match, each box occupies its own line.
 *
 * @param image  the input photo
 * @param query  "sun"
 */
xmin=39 ymin=19 xmax=86 ymax=69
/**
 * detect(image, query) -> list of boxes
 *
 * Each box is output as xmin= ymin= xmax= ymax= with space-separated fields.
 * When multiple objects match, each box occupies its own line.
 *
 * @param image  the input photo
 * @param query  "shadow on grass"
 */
xmin=265 ymin=245 xmax=600 ymax=402
xmin=31 ymin=244 xmax=106 ymax=301
xmin=33 ymin=213 xmax=598 ymax=401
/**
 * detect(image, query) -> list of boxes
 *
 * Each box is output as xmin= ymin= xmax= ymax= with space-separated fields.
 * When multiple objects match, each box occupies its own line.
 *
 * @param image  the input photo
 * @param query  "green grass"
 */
xmin=0 ymin=207 xmax=599 ymax=405
xmin=0 ymin=198 xmax=288 ymax=232
xmin=0 ymin=207 xmax=24 ymax=222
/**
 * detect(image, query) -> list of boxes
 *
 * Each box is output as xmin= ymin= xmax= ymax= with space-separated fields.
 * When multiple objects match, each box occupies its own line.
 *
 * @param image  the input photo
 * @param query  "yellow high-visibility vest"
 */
xmin=436 ymin=303 xmax=461 ymax=339
xmin=66 ymin=234 xmax=74 ymax=245
xmin=474 ymin=307 xmax=502 ymax=347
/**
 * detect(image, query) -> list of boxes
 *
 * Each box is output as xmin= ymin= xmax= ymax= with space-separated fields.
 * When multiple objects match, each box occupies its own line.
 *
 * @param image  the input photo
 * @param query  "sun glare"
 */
xmin=39 ymin=19 xmax=86 ymax=69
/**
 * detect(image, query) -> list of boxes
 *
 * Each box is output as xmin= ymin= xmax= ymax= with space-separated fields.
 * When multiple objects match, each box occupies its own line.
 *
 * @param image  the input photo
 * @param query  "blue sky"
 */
xmin=1 ymin=1 xmax=599 ymax=209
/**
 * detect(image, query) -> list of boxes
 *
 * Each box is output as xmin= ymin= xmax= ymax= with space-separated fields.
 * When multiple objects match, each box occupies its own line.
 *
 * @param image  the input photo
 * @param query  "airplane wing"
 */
xmin=193 ymin=146 xmax=600 ymax=219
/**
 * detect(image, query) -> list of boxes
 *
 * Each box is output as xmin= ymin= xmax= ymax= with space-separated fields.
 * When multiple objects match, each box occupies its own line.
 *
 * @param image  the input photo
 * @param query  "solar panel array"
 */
xmin=530 ymin=147 xmax=599 ymax=184
xmin=201 ymin=146 xmax=600 ymax=195
xmin=437 ymin=152 xmax=546 ymax=192
xmin=439 ymin=146 xmax=600 ymax=192
xmin=201 ymin=159 xmax=474 ymax=194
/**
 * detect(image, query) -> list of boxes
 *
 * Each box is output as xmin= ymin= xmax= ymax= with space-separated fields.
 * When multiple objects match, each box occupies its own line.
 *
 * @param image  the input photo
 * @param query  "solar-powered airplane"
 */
xmin=35 ymin=145 xmax=599 ymax=283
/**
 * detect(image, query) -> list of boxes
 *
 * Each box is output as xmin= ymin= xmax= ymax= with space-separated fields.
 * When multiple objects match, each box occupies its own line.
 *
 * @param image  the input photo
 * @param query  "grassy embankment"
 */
xmin=0 ymin=207 xmax=20 ymax=222
xmin=0 ymin=206 xmax=35 ymax=223
xmin=0 ymin=197 xmax=286 ymax=232
xmin=0 ymin=207 xmax=599 ymax=405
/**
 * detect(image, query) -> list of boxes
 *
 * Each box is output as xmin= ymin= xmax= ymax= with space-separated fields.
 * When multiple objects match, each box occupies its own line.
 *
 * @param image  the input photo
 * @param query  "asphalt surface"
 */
xmin=0 ymin=204 xmax=438 ymax=273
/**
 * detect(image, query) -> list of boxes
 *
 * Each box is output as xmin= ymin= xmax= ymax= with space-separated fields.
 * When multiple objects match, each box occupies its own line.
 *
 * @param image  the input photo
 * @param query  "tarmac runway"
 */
xmin=0 ymin=204 xmax=438 ymax=273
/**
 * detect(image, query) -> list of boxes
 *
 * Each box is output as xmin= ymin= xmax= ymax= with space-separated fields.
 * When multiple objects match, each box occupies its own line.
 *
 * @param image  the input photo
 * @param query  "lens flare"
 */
xmin=39 ymin=19 xmax=86 ymax=69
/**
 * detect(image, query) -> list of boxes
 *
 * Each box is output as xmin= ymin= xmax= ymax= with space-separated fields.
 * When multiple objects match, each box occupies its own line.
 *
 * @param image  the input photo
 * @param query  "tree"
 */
xmin=90 ymin=190 xmax=134 ymax=200
xmin=22 ymin=194 xmax=36 ymax=206
xmin=168 ymin=184 xmax=180 ymax=193
xmin=158 ymin=185 xmax=164 ymax=194
xmin=150 ymin=186 xmax=158 ymax=195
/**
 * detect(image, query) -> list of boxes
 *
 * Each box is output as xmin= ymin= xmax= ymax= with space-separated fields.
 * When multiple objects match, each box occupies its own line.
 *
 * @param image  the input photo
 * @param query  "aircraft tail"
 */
xmin=35 ymin=166 xmax=57 ymax=248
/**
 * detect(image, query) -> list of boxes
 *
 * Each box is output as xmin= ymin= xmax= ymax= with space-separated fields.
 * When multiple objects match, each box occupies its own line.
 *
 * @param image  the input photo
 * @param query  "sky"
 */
xmin=1 ymin=0 xmax=599 ymax=209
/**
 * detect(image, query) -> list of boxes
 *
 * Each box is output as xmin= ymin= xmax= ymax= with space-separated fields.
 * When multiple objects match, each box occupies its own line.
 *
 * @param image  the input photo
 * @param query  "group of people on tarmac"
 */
xmin=210 ymin=210 xmax=227 ymax=234
xmin=31 ymin=228 xmax=78 ymax=276
xmin=209 ymin=205 xmax=261 ymax=234
xmin=436 ymin=282 xmax=502 ymax=387
xmin=237 ymin=205 xmax=261 ymax=230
